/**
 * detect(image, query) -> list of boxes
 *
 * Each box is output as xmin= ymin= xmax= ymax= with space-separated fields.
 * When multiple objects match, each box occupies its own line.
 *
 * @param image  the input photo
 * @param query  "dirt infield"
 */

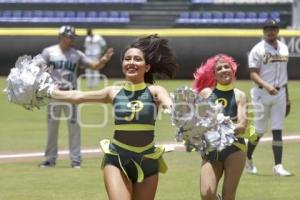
xmin=1 ymin=135 xmax=300 ymax=164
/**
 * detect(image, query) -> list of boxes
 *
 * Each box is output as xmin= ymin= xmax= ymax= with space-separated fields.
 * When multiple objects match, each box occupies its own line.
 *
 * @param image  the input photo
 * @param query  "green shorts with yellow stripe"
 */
xmin=100 ymin=139 xmax=168 ymax=183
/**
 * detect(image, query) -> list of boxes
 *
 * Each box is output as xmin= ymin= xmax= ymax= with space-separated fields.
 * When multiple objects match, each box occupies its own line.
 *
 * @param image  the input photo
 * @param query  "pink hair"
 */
xmin=192 ymin=54 xmax=238 ymax=93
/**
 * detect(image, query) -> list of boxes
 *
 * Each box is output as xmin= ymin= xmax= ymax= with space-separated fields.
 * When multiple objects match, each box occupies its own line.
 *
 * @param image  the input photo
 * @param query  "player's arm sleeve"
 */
xmin=248 ymin=47 xmax=261 ymax=69
xmin=78 ymin=50 xmax=94 ymax=68
xmin=40 ymin=48 xmax=50 ymax=64
xmin=98 ymin=35 xmax=107 ymax=53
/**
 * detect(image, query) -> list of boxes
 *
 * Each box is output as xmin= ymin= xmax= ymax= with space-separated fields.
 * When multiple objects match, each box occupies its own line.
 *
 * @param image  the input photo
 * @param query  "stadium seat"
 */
xmin=76 ymin=11 xmax=86 ymax=19
xmin=23 ymin=10 xmax=33 ymax=18
xmin=119 ymin=11 xmax=130 ymax=23
xmin=98 ymin=11 xmax=108 ymax=21
xmin=234 ymin=11 xmax=246 ymax=24
xmin=44 ymin=10 xmax=55 ymax=19
xmin=87 ymin=11 xmax=97 ymax=18
xmin=86 ymin=11 xmax=98 ymax=22
xmin=2 ymin=10 xmax=12 ymax=18
xmin=108 ymin=11 xmax=119 ymax=22
xmin=0 ymin=0 xmax=147 ymax=3
xmin=200 ymin=11 xmax=212 ymax=24
xmin=65 ymin=11 xmax=76 ymax=22
xmin=246 ymin=11 xmax=257 ymax=23
xmin=66 ymin=11 xmax=75 ymax=18
xmin=190 ymin=11 xmax=201 ymax=24
xmin=0 ymin=10 xmax=13 ymax=22
xmin=33 ymin=10 xmax=43 ymax=18
xmin=258 ymin=11 xmax=268 ymax=23
xmin=212 ymin=11 xmax=223 ymax=23
xmin=270 ymin=11 xmax=280 ymax=22
xmin=55 ymin=11 xmax=65 ymax=18
xmin=223 ymin=11 xmax=235 ymax=23
xmin=12 ymin=10 xmax=22 ymax=18
xmin=192 ymin=0 xmax=214 ymax=4
xmin=176 ymin=12 xmax=189 ymax=24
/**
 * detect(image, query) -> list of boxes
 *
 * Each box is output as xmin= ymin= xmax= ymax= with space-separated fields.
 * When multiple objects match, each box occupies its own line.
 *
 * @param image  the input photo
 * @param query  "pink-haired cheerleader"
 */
xmin=193 ymin=54 xmax=248 ymax=200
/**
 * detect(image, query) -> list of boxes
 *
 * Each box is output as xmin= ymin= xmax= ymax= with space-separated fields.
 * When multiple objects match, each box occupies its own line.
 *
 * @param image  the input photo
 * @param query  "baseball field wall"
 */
xmin=1 ymin=28 xmax=300 ymax=79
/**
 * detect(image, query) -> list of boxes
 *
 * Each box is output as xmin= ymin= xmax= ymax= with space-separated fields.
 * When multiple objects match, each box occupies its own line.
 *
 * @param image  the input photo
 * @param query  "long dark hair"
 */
xmin=121 ymin=34 xmax=179 ymax=84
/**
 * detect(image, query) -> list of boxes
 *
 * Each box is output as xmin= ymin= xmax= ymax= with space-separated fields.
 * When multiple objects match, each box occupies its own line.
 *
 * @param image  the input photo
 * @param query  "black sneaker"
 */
xmin=38 ymin=160 xmax=56 ymax=168
xmin=71 ymin=161 xmax=81 ymax=169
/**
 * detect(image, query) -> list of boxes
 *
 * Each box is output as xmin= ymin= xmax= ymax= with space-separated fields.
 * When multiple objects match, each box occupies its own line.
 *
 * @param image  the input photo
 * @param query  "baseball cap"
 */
xmin=59 ymin=25 xmax=77 ymax=38
xmin=263 ymin=19 xmax=279 ymax=29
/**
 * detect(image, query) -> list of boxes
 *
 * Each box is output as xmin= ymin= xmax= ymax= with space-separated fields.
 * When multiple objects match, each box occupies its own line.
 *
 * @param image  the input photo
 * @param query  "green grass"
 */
xmin=1 ymin=77 xmax=300 ymax=200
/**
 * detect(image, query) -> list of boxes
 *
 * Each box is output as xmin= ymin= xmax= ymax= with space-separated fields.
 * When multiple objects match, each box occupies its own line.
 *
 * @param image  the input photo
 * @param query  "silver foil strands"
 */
xmin=170 ymin=87 xmax=236 ymax=156
xmin=4 ymin=55 xmax=55 ymax=110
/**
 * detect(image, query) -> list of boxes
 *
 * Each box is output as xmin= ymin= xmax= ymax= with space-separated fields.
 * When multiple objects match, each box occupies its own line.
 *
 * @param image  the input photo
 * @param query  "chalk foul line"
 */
xmin=1 ymin=135 xmax=300 ymax=160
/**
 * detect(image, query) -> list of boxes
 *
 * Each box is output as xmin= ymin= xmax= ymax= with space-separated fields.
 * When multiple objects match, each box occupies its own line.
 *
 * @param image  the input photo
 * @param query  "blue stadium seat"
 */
xmin=44 ymin=10 xmax=55 ymax=19
xmin=176 ymin=12 xmax=189 ymax=24
xmin=258 ymin=11 xmax=268 ymax=23
xmin=192 ymin=0 xmax=214 ymax=4
xmin=55 ymin=11 xmax=65 ymax=18
xmin=200 ymin=11 xmax=212 ymax=24
xmin=2 ymin=10 xmax=12 ymax=18
xmin=12 ymin=10 xmax=22 ymax=18
xmin=65 ymin=11 xmax=76 ymax=22
xmin=98 ymin=11 xmax=108 ymax=22
xmin=76 ymin=11 xmax=86 ymax=18
xmin=223 ymin=11 xmax=234 ymax=23
xmin=66 ymin=11 xmax=75 ymax=18
xmin=23 ymin=10 xmax=33 ymax=18
xmin=33 ymin=10 xmax=43 ymax=18
xmin=86 ymin=11 xmax=98 ymax=22
xmin=74 ymin=11 xmax=86 ymax=22
xmin=212 ymin=11 xmax=223 ymax=23
xmin=270 ymin=11 xmax=280 ymax=22
xmin=119 ymin=11 xmax=130 ymax=23
xmin=108 ymin=11 xmax=120 ymax=22
xmin=234 ymin=11 xmax=246 ymax=24
xmin=87 ymin=11 xmax=97 ymax=18
xmin=190 ymin=12 xmax=201 ymax=24
xmin=246 ymin=12 xmax=257 ymax=23
xmin=0 ymin=10 xmax=13 ymax=22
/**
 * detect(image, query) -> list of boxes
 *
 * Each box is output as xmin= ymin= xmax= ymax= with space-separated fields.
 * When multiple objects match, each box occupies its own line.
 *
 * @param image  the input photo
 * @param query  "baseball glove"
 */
xmin=285 ymin=100 xmax=291 ymax=117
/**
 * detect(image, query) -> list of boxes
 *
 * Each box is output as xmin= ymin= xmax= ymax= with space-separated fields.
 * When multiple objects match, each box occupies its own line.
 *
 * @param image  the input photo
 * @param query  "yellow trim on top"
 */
xmin=124 ymin=82 xmax=147 ymax=91
xmin=1 ymin=28 xmax=300 ymax=37
xmin=115 ymin=124 xmax=155 ymax=131
xmin=216 ymin=83 xmax=234 ymax=91
xmin=112 ymin=139 xmax=154 ymax=153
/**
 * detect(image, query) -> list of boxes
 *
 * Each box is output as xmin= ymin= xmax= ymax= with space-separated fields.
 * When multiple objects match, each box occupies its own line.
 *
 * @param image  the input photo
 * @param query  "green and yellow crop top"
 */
xmin=210 ymin=83 xmax=237 ymax=121
xmin=112 ymin=82 xmax=157 ymax=147
xmin=210 ymin=83 xmax=246 ymax=151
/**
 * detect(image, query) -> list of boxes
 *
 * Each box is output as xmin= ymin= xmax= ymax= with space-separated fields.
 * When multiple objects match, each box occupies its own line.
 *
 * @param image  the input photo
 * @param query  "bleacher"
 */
xmin=0 ymin=10 xmax=130 ymax=23
xmin=0 ymin=0 xmax=146 ymax=3
xmin=0 ymin=0 xmax=293 ymax=28
xmin=176 ymin=11 xmax=281 ymax=27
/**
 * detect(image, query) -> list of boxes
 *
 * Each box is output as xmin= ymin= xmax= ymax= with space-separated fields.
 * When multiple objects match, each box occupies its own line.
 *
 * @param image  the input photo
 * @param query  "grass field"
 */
xmin=1 ymin=77 xmax=300 ymax=200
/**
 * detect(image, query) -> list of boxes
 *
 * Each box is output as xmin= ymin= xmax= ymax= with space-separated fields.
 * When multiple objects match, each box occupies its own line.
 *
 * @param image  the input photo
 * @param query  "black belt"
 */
xmin=258 ymin=84 xmax=286 ymax=91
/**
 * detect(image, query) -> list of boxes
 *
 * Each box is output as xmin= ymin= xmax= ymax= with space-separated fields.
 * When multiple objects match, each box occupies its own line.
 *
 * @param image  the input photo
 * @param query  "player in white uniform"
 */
xmin=246 ymin=19 xmax=291 ymax=176
xmin=84 ymin=28 xmax=107 ymax=88
xmin=39 ymin=25 xmax=114 ymax=168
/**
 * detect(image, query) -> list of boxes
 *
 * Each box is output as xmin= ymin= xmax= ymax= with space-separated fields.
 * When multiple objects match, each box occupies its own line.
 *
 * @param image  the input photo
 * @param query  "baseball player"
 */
xmin=246 ymin=19 xmax=291 ymax=176
xmin=84 ymin=28 xmax=107 ymax=88
xmin=38 ymin=25 xmax=113 ymax=168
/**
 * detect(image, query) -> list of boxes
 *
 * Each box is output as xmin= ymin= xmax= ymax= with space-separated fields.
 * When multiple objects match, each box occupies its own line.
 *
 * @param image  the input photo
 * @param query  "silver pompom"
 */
xmin=171 ymin=87 xmax=236 ymax=156
xmin=4 ymin=55 xmax=56 ymax=110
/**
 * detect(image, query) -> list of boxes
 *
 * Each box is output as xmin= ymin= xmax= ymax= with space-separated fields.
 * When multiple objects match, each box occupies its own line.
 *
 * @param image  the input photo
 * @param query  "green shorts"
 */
xmin=102 ymin=143 xmax=159 ymax=183
xmin=203 ymin=138 xmax=245 ymax=163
